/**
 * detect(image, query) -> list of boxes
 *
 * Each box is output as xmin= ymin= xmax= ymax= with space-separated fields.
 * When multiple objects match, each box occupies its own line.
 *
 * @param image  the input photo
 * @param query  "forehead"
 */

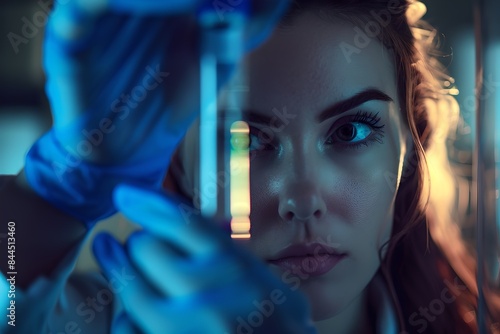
xmin=227 ymin=11 xmax=398 ymax=113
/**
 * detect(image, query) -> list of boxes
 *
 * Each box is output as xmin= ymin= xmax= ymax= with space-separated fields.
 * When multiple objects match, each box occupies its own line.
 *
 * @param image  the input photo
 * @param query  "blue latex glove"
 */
xmin=93 ymin=184 xmax=317 ymax=334
xmin=25 ymin=0 xmax=290 ymax=228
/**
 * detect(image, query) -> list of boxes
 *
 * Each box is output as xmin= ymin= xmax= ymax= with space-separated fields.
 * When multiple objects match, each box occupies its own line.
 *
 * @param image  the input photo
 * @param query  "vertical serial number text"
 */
xmin=6 ymin=221 xmax=16 ymax=327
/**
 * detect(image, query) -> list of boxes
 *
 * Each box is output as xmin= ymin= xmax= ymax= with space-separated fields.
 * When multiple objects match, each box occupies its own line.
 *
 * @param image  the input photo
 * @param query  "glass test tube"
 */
xmin=198 ymin=4 xmax=251 ymax=239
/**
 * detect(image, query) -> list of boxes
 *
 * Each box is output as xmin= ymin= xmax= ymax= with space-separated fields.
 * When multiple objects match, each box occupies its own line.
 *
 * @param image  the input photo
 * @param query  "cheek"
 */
xmin=333 ymin=153 xmax=401 ymax=268
xmin=339 ymin=170 xmax=396 ymax=252
xmin=338 ymin=124 xmax=405 ymax=254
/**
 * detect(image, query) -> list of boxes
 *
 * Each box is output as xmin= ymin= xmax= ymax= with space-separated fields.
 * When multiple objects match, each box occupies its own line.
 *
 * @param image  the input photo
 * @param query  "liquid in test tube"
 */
xmin=198 ymin=3 xmax=251 ymax=238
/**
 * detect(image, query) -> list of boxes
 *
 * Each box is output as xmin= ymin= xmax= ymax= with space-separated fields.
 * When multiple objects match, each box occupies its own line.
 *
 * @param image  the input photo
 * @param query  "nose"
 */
xmin=278 ymin=181 xmax=327 ymax=223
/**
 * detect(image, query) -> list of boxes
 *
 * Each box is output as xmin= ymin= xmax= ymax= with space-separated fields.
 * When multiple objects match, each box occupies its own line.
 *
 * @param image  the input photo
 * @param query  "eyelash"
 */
xmin=325 ymin=111 xmax=385 ymax=150
xmin=246 ymin=110 xmax=385 ymax=153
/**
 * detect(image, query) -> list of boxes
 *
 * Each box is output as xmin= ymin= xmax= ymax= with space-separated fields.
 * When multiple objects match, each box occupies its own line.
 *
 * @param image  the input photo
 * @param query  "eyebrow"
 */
xmin=231 ymin=88 xmax=393 ymax=126
xmin=317 ymin=88 xmax=393 ymax=122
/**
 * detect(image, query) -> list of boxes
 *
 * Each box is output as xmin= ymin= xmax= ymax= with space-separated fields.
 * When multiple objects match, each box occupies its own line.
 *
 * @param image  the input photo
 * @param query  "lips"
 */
xmin=267 ymin=243 xmax=347 ymax=277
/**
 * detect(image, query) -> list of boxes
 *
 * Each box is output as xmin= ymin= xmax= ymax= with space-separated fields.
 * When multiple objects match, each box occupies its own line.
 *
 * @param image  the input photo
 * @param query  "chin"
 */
xmin=267 ymin=264 xmax=355 ymax=321
xmin=301 ymin=278 xmax=352 ymax=321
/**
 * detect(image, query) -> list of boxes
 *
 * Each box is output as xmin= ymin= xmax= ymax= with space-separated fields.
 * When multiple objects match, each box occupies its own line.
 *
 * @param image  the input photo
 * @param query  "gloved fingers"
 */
xmin=114 ymin=185 xmax=274 ymax=312
xmin=113 ymin=184 xmax=226 ymax=258
xmin=113 ymin=184 xmax=288 ymax=296
xmin=126 ymin=231 xmax=256 ymax=302
xmin=126 ymin=231 xmax=200 ymax=298
xmin=94 ymin=233 xmax=248 ymax=334
xmin=45 ymin=0 xmax=200 ymax=53
xmin=93 ymin=233 xmax=174 ymax=331
xmin=43 ymin=12 xmax=195 ymax=162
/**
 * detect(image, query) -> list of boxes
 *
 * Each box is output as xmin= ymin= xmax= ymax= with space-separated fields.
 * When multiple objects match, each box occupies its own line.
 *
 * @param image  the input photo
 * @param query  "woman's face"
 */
xmin=179 ymin=11 xmax=409 ymax=321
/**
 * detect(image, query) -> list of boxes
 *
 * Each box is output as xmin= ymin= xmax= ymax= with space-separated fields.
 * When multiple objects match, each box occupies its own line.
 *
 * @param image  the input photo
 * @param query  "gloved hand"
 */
xmin=25 ymin=0 xmax=290 ymax=228
xmin=93 ymin=184 xmax=317 ymax=334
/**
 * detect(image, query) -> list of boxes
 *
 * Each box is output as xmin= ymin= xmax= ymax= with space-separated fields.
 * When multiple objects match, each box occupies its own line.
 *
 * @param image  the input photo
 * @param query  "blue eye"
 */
xmin=334 ymin=122 xmax=372 ymax=143
xmin=326 ymin=111 xmax=385 ymax=149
